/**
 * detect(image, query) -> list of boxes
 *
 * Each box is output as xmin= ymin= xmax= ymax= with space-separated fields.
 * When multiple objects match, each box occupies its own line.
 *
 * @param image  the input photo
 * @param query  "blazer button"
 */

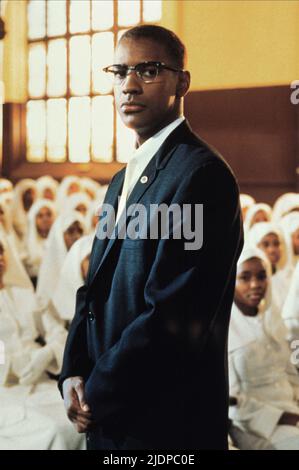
xmin=88 ymin=311 xmax=95 ymax=321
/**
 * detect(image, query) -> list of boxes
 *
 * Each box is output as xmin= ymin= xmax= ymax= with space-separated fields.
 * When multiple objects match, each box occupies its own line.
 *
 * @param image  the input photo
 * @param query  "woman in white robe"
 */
xmin=36 ymin=175 xmax=59 ymax=202
xmin=56 ymin=175 xmax=82 ymax=210
xmin=282 ymin=261 xmax=299 ymax=346
xmin=24 ymin=199 xmax=56 ymax=285
xmin=36 ymin=211 xmax=87 ymax=310
xmin=12 ymin=179 xmax=38 ymax=241
xmin=272 ymin=193 xmax=299 ymax=223
xmin=0 ymin=235 xmax=85 ymax=450
xmin=228 ymin=246 xmax=299 ymax=450
xmin=81 ymin=177 xmax=101 ymax=200
xmin=240 ymin=194 xmax=256 ymax=220
xmin=63 ymin=192 xmax=91 ymax=219
xmin=243 ymin=202 xmax=272 ymax=234
xmin=51 ymin=234 xmax=93 ymax=323
xmin=248 ymin=222 xmax=291 ymax=311
xmin=279 ymin=212 xmax=299 ymax=271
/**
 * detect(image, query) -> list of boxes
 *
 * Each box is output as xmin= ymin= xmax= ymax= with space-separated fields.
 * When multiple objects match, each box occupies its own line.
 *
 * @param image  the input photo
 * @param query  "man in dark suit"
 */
xmin=58 ymin=25 xmax=243 ymax=450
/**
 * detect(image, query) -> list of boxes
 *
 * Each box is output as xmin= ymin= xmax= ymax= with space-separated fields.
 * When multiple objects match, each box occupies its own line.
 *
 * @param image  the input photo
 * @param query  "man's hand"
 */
xmin=63 ymin=376 xmax=94 ymax=433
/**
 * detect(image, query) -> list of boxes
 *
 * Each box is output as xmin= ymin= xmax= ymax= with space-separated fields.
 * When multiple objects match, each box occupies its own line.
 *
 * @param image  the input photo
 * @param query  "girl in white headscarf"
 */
xmin=36 ymin=211 xmax=86 ymax=309
xmin=51 ymin=234 xmax=93 ymax=322
xmin=228 ymin=246 xmax=299 ymax=450
xmin=282 ymin=260 xmax=299 ymax=346
xmin=248 ymin=222 xmax=290 ymax=311
xmin=279 ymin=212 xmax=299 ymax=271
xmin=0 ymin=178 xmax=13 ymax=193
xmin=244 ymin=202 xmax=272 ymax=234
xmin=56 ymin=175 xmax=82 ymax=210
xmin=24 ymin=199 xmax=56 ymax=284
xmin=63 ymin=192 xmax=91 ymax=219
xmin=81 ymin=177 xmax=101 ymax=200
xmin=272 ymin=193 xmax=299 ymax=223
xmin=12 ymin=179 xmax=38 ymax=240
xmin=240 ymin=194 xmax=256 ymax=221
xmin=0 ymin=235 xmax=85 ymax=450
xmin=36 ymin=175 xmax=59 ymax=202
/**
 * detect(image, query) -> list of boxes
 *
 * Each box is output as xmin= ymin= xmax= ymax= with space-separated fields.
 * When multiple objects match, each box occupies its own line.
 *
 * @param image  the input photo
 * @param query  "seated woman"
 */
xmin=36 ymin=175 xmax=59 ymax=202
xmin=0 ymin=235 xmax=85 ymax=450
xmin=228 ymin=245 xmax=299 ymax=450
xmin=243 ymin=202 xmax=272 ymax=234
xmin=24 ymin=199 xmax=56 ymax=287
xmin=50 ymin=234 xmax=93 ymax=324
xmin=280 ymin=212 xmax=299 ymax=272
xmin=282 ymin=261 xmax=299 ymax=347
xmin=12 ymin=179 xmax=38 ymax=241
xmin=248 ymin=222 xmax=291 ymax=311
xmin=36 ymin=211 xmax=86 ymax=310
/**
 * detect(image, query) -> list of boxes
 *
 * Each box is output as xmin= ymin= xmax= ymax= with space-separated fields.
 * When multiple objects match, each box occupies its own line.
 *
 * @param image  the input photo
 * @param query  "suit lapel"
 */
xmin=87 ymin=119 xmax=195 ymax=290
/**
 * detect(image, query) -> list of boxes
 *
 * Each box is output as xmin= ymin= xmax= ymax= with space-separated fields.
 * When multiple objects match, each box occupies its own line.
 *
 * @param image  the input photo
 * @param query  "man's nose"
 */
xmin=122 ymin=71 xmax=143 ymax=94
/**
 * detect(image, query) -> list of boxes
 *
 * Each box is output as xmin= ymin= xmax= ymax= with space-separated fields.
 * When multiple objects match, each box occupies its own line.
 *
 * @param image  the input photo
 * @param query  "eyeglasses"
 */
xmin=102 ymin=61 xmax=183 ymax=85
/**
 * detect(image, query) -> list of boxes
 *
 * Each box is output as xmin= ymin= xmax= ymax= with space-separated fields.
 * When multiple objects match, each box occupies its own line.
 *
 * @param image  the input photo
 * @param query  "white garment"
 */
xmin=115 ymin=116 xmax=185 ymax=224
xmin=62 ymin=192 xmax=92 ymax=219
xmin=36 ymin=211 xmax=87 ymax=308
xmin=0 ymin=232 xmax=33 ymax=291
xmin=12 ymin=179 xmax=37 ymax=240
xmin=56 ymin=175 xmax=82 ymax=210
xmin=24 ymin=199 xmax=57 ymax=278
xmin=273 ymin=193 xmax=299 ymax=223
xmin=279 ymin=212 xmax=299 ymax=270
xmin=247 ymin=222 xmax=291 ymax=311
xmin=51 ymin=234 xmax=93 ymax=321
xmin=36 ymin=175 xmax=59 ymax=202
xmin=282 ymin=261 xmax=299 ymax=343
xmin=228 ymin=247 xmax=299 ymax=450
xmin=243 ymin=202 xmax=272 ymax=234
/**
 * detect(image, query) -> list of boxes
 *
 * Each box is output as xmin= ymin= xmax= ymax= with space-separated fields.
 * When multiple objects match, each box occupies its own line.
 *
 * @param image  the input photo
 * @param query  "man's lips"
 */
xmin=121 ymin=102 xmax=146 ymax=113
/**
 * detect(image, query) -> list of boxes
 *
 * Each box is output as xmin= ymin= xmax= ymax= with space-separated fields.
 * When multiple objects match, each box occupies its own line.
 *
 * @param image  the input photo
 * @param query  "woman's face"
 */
xmin=67 ymin=182 xmax=80 ymax=196
xmin=235 ymin=257 xmax=267 ymax=313
xmin=258 ymin=233 xmax=281 ymax=267
xmin=36 ymin=206 xmax=55 ymax=238
xmin=43 ymin=187 xmax=55 ymax=200
xmin=75 ymin=203 xmax=88 ymax=217
xmin=0 ymin=243 xmax=7 ymax=279
xmin=22 ymin=187 xmax=36 ymax=211
xmin=251 ymin=209 xmax=269 ymax=226
xmin=81 ymin=254 xmax=90 ymax=282
xmin=63 ymin=221 xmax=84 ymax=250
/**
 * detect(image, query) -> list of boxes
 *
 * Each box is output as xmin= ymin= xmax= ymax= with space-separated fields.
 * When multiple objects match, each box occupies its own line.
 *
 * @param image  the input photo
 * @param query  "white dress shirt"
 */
xmin=115 ymin=116 xmax=185 ymax=224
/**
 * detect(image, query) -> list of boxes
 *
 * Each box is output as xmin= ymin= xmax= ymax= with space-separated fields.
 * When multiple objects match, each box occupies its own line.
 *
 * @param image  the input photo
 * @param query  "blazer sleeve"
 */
xmin=84 ymin=160 xmax=244 ymax=427
xmin=57 ymin=283 xmax=94 ymax=395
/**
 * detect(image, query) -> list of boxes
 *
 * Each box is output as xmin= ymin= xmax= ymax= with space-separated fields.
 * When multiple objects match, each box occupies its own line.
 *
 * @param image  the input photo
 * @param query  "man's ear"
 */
xmin=175 ymin=71 xmax=191 ymax=98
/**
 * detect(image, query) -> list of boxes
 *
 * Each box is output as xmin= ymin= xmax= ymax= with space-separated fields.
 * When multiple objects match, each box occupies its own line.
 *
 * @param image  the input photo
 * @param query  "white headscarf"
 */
xmin=282 ymin=261 xmax=299 ymax=323
xmin=272 ymin=192 xmax=299 ymax=223
xmin=52 ymin=234 xmax=93 ymax=321
xmin=228 ymin=245 xmax=287 ymax=353
xmin=36 ymin=211 xmax=87 ymax=307
xmin=240 ymin=194 xmax=255 ymax=210
xmin=279 ymin=212 xmax=299 ymax=269
xmin=36 ymin=175 xmax=59 ymax=201
xmin=12 ymin=178 xmax=38 ymax=239
xmin=56 ymin=175 xmax=82 ymax=209
xmin=243 ymin=203 xmax=272 ymax=234
xmin=0 ymin=233 xmax=33 ymax=290
xmin=247 ymin=221 xmax=288 ymax=271
xmin=0 ymin=178 xmax=13 ymax=194
xmin=63 ymin=192 xmax=91 ymax=218
xmin=81 ymin=177 xmax=101 ymax=200
xmin=0 ymin=193 xmax=14 ymax=234
xmin=26 ymin=199 xmax=57 ymax=271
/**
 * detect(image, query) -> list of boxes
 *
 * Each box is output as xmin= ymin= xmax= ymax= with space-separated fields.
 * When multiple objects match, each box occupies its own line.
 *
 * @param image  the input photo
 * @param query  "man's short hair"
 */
xmin=120 ymin=24 xmax=186 ymax=69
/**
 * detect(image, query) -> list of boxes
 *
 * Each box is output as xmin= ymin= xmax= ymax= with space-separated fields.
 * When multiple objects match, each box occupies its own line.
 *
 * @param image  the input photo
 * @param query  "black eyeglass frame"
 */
xmin=102 ymin=61 xmax=184 ymax=83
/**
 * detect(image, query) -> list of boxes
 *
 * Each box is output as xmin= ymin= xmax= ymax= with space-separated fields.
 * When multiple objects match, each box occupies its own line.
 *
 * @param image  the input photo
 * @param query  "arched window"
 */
xmin=26 ymin=0 xmax=162 ymax=165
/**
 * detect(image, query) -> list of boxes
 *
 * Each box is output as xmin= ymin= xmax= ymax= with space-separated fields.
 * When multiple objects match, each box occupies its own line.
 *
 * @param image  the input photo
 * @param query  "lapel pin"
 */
xmin=140 ymin=175 xmax=148 ymax=184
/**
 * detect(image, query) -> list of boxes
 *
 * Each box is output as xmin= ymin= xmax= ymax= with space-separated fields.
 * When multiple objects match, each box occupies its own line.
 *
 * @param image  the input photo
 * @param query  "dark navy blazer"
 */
xmin=58 ymin=120 xmax=244 ymax=450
